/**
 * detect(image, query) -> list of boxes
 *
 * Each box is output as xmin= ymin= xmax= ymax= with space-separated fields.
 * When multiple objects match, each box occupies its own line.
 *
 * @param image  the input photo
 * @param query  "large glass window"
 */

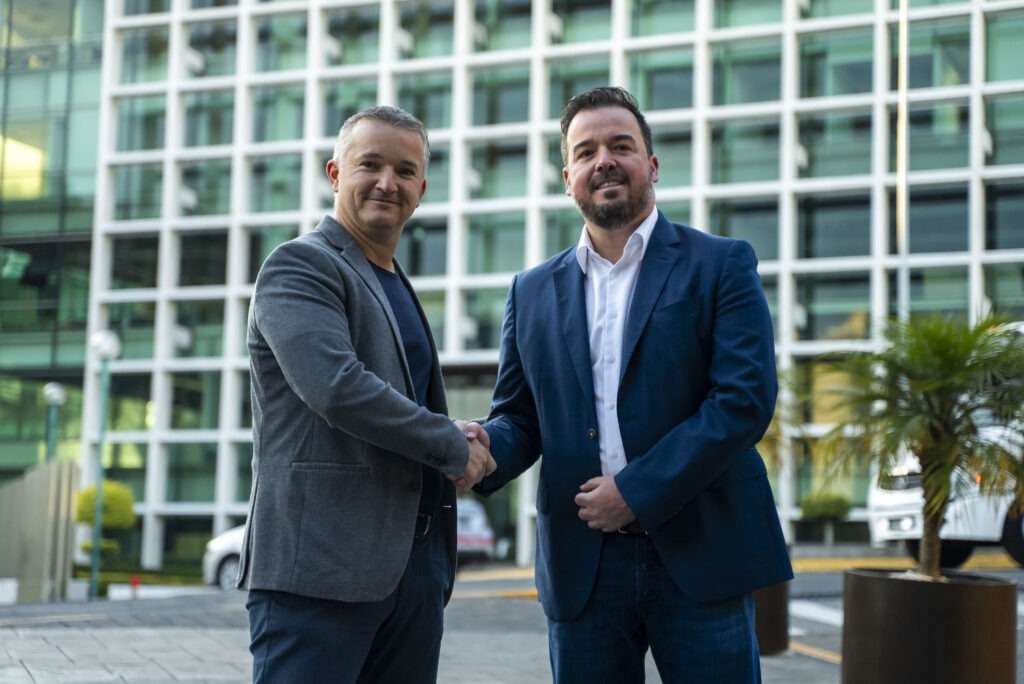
xmin=253 ymin=84 xmax=304 ymax=142
xmin=544 ymin=207 xmax=582 ymax=258
xmin=632 ymin=0 xmax=693 ymax=36
xmin=184 ymin=90 xmax=234 ymax=147
xmin=170 ymin=371 xmax=221 ymax=429
xmin=246 ymin=224 xmax=299 ymax=282
xmin=797 ymin=193 xmax=871 ymax=259
xmin=395 ymin=218 xmax=447 ymax=276
xmin=424 ymin=145 xmax=449 ymax=202
xmin=630 ymin=48 xmax=693 ymax=112
xmin=713 ymin=39 xmax=781 ymax=105
xmin=551 ymin=0 xmax=611 ymax=43
xmin=474 ymin=0 xmax=531 ymax=51
xmin=184 ymin=20 xmax=236 ymax=78
xmin=986 ymin=95 xmax=1024 ymax=166
xmin=249 ymin=154 xmax=302 ymax=212
xmin=986 ymin=182 xmax=1024 ymax=250
xmin=890 ymin=18 xmax=969 ymax=90
xmin=397 ymin=71 xmax=453 ymax=130
xmin=985 ymin=264 xmax=1024 ymax=320
xmin=707 ymin=198 xmax=778 ymax=261
xmin=112 ymin=236 xmax=159 ymax=289
xmin=889 ymin=186 xmax=968 ymax=254
xmin=323 ymin=78 xmax=377 ymax=135
xmin=799 ymin=112 xmax=872 ymax=178
xmin=472 ymin=64 xmax=529 ymax=125
xmin=123 ymin=0 xmax=169 ymax=13
xmin=463 ymin=287 xmax=508 ymax=350
xmin=467 ymin=212 xmax=525 ymax=274
xmin=714 ymin=0 xmax=781 ymax=28
xmin=235 ymin=443 xmax=253 ymax=501
xmin=180 ymin=160 xmax=231 ymax=217
xmin=795 ymin=273 xmax=871 ymax=341
xmin=108 ymin=373 xmax=152 ymax=431
xmin=800 ymin=0 xmax=872 ymax=18
xmin=711 ymin=119 xmax=780 ymax=183
xmin=113 ymin=164 xmax=162 ymax=220
xmin=103 ymin=443 xmax=147 ymax=503
xmin=107 ymin=302 xmax=156 ymax=360
xmin=399 ymin=0 xmax=454 ymax=59
xmin=419 ymin=290 xmax=445 ymax=350
xmin=179 ymin=233 xmax=228 ymax=286
xmin=255 ymin=13 xmax=306 ymax=72
xmin=986 ymin=11 xmax=1024 ymax=83
xmin=800 ymin=29 xmax=873 ymax=98
xmin=117 ymin=96 xmax=165 ymax=151
xmin=890 ymin=267 xmax=969 ymax=319
xmin=324 ymin=5 xmax=379 ymax=65
xmin=652 ymin=126 xmax=691 ymax=188
xmin=162 ymin=516 xmax=213 ymax=565
xmin=120 ymin=26 xmax=168 ymax=83
xmin=469 ymin=140 xmax=527 ymax=199
xmin=174 ymin=300 xmax=224 ymax=358
xmin=238 ymin=371 xmax=252 ymax=429
xmin=165 ymin=444 xmax=216 ymax=502
xmin=890 ymin=102 xmax=969 ymax=172
xmin=549 ymin=56 xmax=610 ymax=119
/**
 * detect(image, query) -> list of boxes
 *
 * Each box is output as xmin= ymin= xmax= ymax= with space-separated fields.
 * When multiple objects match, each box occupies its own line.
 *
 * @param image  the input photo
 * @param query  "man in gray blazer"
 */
xmin=239 ymin=106 xmax=493 ymax=683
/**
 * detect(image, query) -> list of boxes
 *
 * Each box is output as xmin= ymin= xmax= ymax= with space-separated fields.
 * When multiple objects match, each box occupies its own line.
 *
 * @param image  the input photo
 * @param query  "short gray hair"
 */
xmin=332 ymin=106 xmax=430 ymax=171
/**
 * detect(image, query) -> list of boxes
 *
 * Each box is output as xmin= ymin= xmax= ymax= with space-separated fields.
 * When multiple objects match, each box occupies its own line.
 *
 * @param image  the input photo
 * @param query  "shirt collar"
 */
xmin=575 ymin=205 xmax=658 ymax=275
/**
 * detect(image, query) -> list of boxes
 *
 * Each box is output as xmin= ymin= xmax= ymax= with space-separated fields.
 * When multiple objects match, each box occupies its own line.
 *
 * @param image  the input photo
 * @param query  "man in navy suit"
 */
xmin=474 ymin=87 xmax=792 ymax=683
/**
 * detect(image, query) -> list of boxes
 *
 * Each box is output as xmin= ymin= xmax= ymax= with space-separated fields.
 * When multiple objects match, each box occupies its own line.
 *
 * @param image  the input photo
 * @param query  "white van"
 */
xmin=866 ymin=322 xmax=1024 ymax=568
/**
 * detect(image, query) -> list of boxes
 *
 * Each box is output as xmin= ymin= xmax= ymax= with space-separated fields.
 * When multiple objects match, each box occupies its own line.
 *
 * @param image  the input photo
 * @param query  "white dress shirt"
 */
xmin=574 ymin=207 xmax=659 ymax=477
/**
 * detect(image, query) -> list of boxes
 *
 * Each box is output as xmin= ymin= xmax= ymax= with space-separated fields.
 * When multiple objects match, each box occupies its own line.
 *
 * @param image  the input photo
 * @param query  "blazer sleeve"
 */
xmin=614 ymin=239 xmax=778 ymax=529
xmin=251 ymin=238 xmax=468 ymax=475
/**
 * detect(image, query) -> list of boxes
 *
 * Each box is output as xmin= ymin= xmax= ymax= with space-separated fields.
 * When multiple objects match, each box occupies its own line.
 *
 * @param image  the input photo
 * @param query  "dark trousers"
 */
xmin=246 ymin=522 xmax=449 ymax=684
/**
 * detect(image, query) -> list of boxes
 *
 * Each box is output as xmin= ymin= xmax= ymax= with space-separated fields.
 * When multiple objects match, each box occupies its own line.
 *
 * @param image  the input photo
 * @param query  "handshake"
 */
xmin=448 ymin=421 xmax=496 ymax=491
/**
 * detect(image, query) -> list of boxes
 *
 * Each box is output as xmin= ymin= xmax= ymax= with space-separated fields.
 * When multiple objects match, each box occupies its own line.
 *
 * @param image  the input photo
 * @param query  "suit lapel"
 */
xmin=553 ymin=254 xmax=596 ymax=403
xmin=620 ymin=217 xmax=682 ymax=384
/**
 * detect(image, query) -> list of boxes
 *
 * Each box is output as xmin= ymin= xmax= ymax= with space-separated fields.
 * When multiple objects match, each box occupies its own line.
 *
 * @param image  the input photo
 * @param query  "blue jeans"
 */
xmin=247 ymin=521 xmax=449 ymax=684
xmin=548 ymin=533 xmax=760 ymax=684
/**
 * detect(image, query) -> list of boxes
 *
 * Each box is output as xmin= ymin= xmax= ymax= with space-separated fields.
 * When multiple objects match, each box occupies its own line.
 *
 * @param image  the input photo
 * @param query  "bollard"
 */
xmin=130 ymin=574 xmax=141 ymax=600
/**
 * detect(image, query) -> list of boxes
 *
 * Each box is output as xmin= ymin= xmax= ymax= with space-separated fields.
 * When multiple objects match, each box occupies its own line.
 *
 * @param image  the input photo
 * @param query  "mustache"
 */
xmin=589 ymin=170 xmax=628 ymax=190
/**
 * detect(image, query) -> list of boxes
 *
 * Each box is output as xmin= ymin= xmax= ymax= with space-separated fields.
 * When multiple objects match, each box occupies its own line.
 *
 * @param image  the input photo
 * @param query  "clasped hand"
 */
xmin=449 ymin=421 xmax=495 ymax=490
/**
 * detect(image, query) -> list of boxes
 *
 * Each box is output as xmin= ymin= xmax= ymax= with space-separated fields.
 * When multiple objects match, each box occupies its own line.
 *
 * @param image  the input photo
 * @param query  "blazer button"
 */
xmin=587 ymin=428 xmax=598 ymax=440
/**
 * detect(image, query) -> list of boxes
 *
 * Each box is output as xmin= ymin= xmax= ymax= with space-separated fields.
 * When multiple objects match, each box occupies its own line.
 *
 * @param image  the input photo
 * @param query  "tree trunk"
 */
xmin=919 ymin=510 xmax=943 ymax=579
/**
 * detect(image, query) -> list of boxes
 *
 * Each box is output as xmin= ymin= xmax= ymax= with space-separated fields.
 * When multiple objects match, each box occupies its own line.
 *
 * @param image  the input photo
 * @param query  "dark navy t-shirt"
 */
xmin=371 ymin=263 xmax=443 ymax=514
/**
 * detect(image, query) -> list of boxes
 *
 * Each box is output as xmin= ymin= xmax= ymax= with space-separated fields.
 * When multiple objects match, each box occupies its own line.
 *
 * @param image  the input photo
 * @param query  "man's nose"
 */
xmin=595 ymin=147 xmax=616 ymax=170
xmin=375 ymin=167 xmax=398 ymax=191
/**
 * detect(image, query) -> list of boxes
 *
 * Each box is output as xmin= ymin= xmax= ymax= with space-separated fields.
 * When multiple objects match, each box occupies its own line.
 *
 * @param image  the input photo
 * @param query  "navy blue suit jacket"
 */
xmin=478 ymin=212 xmax=793 ymax=621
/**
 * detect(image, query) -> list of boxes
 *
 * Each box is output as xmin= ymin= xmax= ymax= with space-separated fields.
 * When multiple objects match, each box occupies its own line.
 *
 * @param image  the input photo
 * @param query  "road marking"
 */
xmin=789 ymin=600 xmax=844 ymax=627
xmin=790 ymin=640 xmax=843 ymax=664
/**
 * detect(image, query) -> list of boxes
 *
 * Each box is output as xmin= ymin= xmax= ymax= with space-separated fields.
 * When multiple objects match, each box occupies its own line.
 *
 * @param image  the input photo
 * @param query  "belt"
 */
xmin=414 ymin=512 xmax=433 ymax=538
xmin=616 ymin=520 xmax=647 ymax=536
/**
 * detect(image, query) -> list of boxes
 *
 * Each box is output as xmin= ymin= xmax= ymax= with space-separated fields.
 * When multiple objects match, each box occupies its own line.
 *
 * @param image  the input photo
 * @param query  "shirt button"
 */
xmin=587 ymin=428 xmax=598 ymax=440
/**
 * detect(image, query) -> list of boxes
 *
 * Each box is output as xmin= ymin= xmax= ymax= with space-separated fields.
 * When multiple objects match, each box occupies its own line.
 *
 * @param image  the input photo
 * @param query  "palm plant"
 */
xmin=821 ymin=315 xmax=1024 ymax=579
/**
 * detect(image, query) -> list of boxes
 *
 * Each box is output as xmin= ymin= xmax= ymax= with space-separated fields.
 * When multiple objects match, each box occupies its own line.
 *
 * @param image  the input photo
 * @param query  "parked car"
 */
xmin=203 ymin=498 xmax=496 ymax=590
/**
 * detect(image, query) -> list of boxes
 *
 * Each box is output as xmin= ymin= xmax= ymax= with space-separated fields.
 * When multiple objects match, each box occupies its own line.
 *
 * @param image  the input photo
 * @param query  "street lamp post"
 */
xmin=89 ymin=330 xmax=121 ymax=601
xmin=42 ymin=382 xmax=67 ymax=463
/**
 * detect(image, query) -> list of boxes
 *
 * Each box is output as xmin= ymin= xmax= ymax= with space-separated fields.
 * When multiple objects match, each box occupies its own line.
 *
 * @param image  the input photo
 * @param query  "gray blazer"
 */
xmin=238 ymin=215 xmax=469 ymax=603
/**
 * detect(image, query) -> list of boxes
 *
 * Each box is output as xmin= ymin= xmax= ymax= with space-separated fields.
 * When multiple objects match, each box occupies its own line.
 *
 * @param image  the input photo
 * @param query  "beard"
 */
xmin=574 ymin=168 xmax=655 ymax=230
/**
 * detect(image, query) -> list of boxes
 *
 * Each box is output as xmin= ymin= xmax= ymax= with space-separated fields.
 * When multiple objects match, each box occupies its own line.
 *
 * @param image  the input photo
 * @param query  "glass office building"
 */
xmin=2 ymin=0 xmax=1023 ymax=568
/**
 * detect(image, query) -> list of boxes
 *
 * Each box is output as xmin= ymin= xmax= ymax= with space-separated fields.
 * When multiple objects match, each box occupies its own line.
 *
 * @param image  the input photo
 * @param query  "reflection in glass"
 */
xmin=987 ymin=11 xmax=1024 ymax=82
xmin=888 ymin=186 xmax=968 ymax=254
xmin=399 ymin=1 xmax=454 ymax=59
xmin=800 ymin=0 xmax=872 ymax=18
xmin=165 ymin=443 xmax=216 ymax=502
xmin=114 ymin=164 xmax=162 ymax=220
xmin=124 ymin=0 xmax=169 ymax=13
xmin=464 ymin=287 xmax=509 ymax=350
xmin=170 ymin=371 xmax=221 ymax=429
xmin=120 ymin=26 xmax=169 ymax=83
xmin=985 ymin=182 xmax=1024 ymax=250
xmin=713 ymin=40 xmax=781 ymax=105
xmin=419 ymin=290 xmax=445 ymax=350
xmin=795 ymin=273 xmax=870 ymax=341
xmin=179 ymin=233 xmax=228 ymax=286
xmin=800 ymin=29 xmax=873 ymax=98
xmin=760 ymin=274 xmax=778 ymax=339
xmin=162 ymin=516 xmax=214 ymax=564
xmin=630 ymin=49 xmax=693 ymax=111
xmin=545 ymin=136 xmax=567 ymax=195
xmin=985 ymin=264 xmax=1024 ymax=319
xmin=708 ymin=198 xmax=778 ymax=261
xmin=544 ymin=207 xmax=582 ymax=258
xmin=250 ymin=154 xmax=302 ymax=212
xmin=551 ymin=0 xmax=611 ymax=43
xmin=424 ymin=146 xmax=449 ymax=202
xmin=395 ymin=219 xmax=447 ymax=276
xmin=469 ymin=140 xmax=527 ymax=199
xmin=549 ymin=56 xmax=609 ymax=119
xmin=467 ymin=213 xmax=525 ymax=274
xmin=889 ymin=103 xmax=969 ymax=172
xmin=247 ymin=225 xmax=299 ymax=282
xmin=714 ymin=0 xmax=781 ymax=28
xmin=324 ymin=6 xmax=379 ymax=65
xmin=235 ymin=443 xmax=253 ymax=501
xmin=255 ymin=14 xmax=306 ymax=72
xmin=475 ymin=0 xmax=531 ymax=51
xmin=239 ymin=371 xmax=252 ymax=428
xmin=180 ymin=160 xmax=231 ymax=216
xmin=112 ymin=236 xmax=159 ymax=289
xmin=397 ymin=71 xmax=453 ymax=129
xmin=107 ymin=302 xmax=156 ymax=360
xmin=986 ymin=96 xmax=1024 ymax=166
xmin=253 ymin=84 xmax=304 ymax=142
xmin=711 ymin=120 xmax=780 ymax=184
xmin=174 ymin=300 xmax=224 ymax=358
xmin=108 ymin=373 xmax=151 ymax=431
xmin=799 ymin=112 xmax=871 ymax=178
xmin=797 ymin=194 xmax=871 ymax=258
xmin=632 ymin=0 xmax=694 ymax=36
xmin=102 ymin=443 xmax=147 ymax=502
xmin=117 ymin=96 xmax=165 ymax=151
xmin=323 ymin=78 xmax=377 ymax=135
xmin=889 ymin=19 xmax=969 ymax=90
xmin=185 ymin=20 xmax=236 ymax=78
xmin=890 ymin=267 xmax=969 ymax=319
xmin=472 ymin=63 xmax=529 ymax=125
xmin=652 ymin=126 xmax=691 ymax=188
xmin=184 ymin=90 xmax=234 ymax=147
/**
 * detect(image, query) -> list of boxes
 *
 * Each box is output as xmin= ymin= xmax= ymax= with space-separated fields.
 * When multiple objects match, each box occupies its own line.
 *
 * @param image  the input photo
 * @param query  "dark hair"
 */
xmin=333 ymin=105 xmax=430 ymax=171
xmin=559 ymin=87 xmax=653 ymax=165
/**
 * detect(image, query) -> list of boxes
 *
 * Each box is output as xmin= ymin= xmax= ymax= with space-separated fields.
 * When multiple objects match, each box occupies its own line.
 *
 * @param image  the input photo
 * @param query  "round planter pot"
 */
xmin=842 ymin=567 xmax=1018 ymax=684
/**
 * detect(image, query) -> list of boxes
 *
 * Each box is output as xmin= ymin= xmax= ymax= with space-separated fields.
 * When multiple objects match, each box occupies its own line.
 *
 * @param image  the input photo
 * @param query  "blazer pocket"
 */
xmin=291 ymin=461 xmax=370 ymax=472
xmin=650 ymin=296 xmax=701 ymax=325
